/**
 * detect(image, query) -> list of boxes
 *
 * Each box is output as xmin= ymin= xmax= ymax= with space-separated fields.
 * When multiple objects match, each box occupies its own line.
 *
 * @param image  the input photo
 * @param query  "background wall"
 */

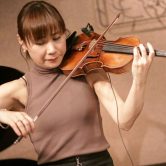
xmin=0 ymin=0 xmax=166 ymax=166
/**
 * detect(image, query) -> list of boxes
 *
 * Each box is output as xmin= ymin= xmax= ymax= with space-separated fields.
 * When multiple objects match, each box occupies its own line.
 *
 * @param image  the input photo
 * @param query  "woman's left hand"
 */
xmin=132 ymin=42 xmax=155 ymax=85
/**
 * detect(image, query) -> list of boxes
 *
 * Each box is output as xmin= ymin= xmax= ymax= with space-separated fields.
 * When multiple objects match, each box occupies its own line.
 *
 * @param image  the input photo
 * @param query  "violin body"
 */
xmin=60 ymin=24 xmax=140 ymax=77
xmin=60 ymin=23 xmax=166 ymax=77
xmin=96 ymin=35 xmax=139 ymax=74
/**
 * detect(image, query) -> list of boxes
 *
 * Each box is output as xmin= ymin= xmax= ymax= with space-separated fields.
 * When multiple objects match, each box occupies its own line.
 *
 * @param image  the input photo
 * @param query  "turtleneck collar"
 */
xmin=31 ymin=63 xmax=62 ymax=75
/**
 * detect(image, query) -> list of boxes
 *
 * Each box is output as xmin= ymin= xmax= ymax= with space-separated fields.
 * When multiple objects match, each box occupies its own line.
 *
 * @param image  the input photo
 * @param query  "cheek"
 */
xmin=28 ymin=49 xmax=45 ymax=63
xmin=59 ymin=42 xmax=67 ymax=57
xmin=62 ymin=46 xmax=67 ymax=56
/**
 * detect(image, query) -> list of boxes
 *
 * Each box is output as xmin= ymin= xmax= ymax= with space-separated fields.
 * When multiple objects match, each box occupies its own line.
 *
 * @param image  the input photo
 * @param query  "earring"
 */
xmin=20 ymin=45 xmax=26 ymax=53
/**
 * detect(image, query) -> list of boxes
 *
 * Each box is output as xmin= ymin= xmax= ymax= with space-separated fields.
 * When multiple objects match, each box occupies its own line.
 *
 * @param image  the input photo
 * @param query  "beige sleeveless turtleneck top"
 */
xmin=24 ymin=65 xmax=109 ymax=164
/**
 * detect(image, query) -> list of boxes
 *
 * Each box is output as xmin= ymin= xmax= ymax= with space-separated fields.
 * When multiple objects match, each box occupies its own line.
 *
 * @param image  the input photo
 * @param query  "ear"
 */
xmin=16 ymin=34 xmax=27 ymax=52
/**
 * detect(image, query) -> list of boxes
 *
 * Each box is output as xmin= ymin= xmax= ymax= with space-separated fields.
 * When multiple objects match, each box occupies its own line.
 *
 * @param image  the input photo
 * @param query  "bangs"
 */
xmin=20 ymin=2 xmax=66 ymax=43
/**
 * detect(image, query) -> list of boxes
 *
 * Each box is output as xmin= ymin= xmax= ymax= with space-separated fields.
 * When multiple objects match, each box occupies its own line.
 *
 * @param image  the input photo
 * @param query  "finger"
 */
xmin=14 ymin=112 xmax=35 ymax=137
xmin=20 ymin=118 xmax=33 ymax=135
xmin=147 ymin=42 xmax=155 ymax=61
xmin=139 ymin=44 xmax=147 ymax=60
xmin=10 ymin=121 xmax=22 ymax=136
xmin=22 ymin=113 xmax=35 ymax=132
xmin=16 ymin=120 xmax=29 ymax=137
xmin=133 ymin=46 xmax=140 ymax=62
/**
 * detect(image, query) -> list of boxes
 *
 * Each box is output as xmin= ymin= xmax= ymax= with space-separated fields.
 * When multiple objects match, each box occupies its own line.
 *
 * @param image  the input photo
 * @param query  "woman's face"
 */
xmin=22 ymin=33 xmax=66 ymax=69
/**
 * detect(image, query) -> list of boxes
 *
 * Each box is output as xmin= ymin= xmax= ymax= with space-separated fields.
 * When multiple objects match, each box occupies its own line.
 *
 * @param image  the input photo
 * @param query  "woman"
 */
xmin=0 ymin=1 xmax=154 ymax=165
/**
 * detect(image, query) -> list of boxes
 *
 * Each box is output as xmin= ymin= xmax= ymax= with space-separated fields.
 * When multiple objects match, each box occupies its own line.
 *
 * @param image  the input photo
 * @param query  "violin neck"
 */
xmin=102 ymin=45 xmax=166 ymax=58
xmin=155 ymin=50 xmax=166 ymax=57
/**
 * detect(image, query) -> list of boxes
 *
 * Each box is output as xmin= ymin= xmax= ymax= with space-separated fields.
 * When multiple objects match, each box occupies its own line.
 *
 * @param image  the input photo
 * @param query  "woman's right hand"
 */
xmin=0 ymin=109 xmax=35 ymax=137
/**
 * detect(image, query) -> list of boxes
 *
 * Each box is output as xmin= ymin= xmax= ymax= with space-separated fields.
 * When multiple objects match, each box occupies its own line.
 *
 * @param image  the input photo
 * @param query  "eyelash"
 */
xmin=53 ymin=36 xmax=61 ymax=41
xmin=36 ymin=41 xmax=45 ymax=45
xmin=35 ymin=36 xmax=61 ymax=45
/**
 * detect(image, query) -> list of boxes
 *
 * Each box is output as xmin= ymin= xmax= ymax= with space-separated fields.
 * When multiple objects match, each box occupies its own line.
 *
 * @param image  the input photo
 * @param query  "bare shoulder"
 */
xmin=0 ymin=77 xmax=27 ymax=109
xmin=86 ymin=69 xmax=109 ymax=88
xmin=0 ymin=77 xmax=26 ymax=95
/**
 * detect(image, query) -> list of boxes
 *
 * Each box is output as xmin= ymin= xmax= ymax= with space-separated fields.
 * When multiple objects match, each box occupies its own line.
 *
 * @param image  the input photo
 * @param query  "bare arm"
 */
xmin=0 ymin=78 xmax=34 ymax=137
xmin=0 ymin=78 xmax=25 ymax=109
xmin=86 ymin=43 xmax=154 ymax=130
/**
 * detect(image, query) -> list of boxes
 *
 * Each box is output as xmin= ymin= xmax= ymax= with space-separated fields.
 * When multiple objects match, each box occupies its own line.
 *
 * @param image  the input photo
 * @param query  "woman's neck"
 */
xmin=31 ymin=63 xmax=61 ymax=75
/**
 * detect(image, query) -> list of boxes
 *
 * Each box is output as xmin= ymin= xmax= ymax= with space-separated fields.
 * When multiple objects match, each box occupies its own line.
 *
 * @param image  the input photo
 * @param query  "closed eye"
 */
xmin=52 ymin=35 xmax=61 ymax=41
xmin=35 ymin=39 xmax=47 ymax=45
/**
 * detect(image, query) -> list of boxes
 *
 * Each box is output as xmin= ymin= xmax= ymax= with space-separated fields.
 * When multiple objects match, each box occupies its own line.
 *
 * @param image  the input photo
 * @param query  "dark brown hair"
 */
xmin=17 ymin=1 xmax=66 ymax=44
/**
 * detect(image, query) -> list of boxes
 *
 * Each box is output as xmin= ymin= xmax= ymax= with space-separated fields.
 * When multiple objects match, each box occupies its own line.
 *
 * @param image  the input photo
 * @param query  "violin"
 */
xmin=60 ymin=23 xmax=166 ymax=77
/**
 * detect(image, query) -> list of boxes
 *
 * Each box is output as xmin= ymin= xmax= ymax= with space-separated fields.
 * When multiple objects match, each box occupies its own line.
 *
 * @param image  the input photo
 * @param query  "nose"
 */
xmin=47 ymin=41 xmax=56 ymax=55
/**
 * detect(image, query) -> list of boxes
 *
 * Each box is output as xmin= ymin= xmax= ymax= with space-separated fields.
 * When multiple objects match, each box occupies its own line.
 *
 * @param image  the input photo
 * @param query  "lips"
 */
xmin=46 ymin=57 xmax=58 ymax=61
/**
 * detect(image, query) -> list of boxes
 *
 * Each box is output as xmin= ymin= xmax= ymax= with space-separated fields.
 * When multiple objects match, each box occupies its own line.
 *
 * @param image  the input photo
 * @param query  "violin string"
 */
xmin=96 ymin=42 xmax=166 ymax=57
xmin=98 ymin=40 xmax=135 ymax=47
xmin=97 ymin=41 xmax=135 ymax=49
xmin=107 ymin=73 xmax=135 ymax=166
xmin=94 ymin=42 xmax=135 ymax=55
xmin=98 ymin=42 xmax=166 ymax=58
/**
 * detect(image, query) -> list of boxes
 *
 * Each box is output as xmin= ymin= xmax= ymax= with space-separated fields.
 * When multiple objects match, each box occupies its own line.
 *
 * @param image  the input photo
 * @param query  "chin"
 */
xmin=46 ymin=64 xmax=59 ymax=69
xmin=47 ymin=61 xmax=62 ymax=69
xmin=44 ymin=56 xmax=64 ymax=69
